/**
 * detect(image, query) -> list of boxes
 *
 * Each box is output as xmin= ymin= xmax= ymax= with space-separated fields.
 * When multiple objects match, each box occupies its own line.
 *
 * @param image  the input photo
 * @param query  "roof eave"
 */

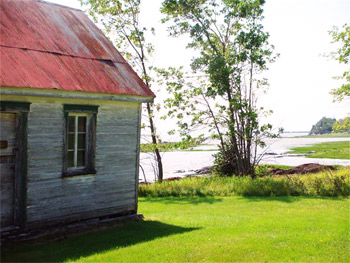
xmin=0 ymin=86 xmax=155 ymax=103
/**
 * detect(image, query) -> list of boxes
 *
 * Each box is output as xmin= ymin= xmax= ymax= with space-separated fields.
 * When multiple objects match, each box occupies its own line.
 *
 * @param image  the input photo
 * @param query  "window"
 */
xmin=63 ymin=105 xmax=98 ymax=177
xmin=67 ymin=114 xmax=87 ymax=168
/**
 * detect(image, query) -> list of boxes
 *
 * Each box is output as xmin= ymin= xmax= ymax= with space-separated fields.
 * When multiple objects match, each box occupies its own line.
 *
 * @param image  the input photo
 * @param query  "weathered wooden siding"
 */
xmin=0 ymin=113 xmax=16 ymax=227
xmin=10 ymin=97 xmax=142 ymax=228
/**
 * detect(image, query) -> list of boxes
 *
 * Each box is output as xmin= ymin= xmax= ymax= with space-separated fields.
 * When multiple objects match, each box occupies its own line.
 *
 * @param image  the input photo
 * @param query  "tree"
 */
xmin=309 ymin=117 xmax=336 ymax=135
xmin=329 ymin=24 xmax=350 ymax=101
xmin=80 ymin=0 xmax=164 ymax=181
xmin=332 ymin=117 xmax=350 ymax=133
xmin=161 ymin=0 xmax=279 ymax=176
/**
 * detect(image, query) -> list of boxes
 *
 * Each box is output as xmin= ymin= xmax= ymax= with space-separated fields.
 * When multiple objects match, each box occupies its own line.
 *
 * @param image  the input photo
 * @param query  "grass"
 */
xmin=288 ymin=141 xmax=350 ymax=159
xmin=139 ymin=168 xmax=350 ymax=197
xmin=297 ymin=132 xmax=350 ymax=138
xmin=140 ymin=140 xmax=204 ymax=152
xmin=183 ymin=148 xmax=218 ymax=152
xmin=2 ymin=197 xmax=349 ymax=262
xmin=140 ymin=142 xmax=179 ymax=152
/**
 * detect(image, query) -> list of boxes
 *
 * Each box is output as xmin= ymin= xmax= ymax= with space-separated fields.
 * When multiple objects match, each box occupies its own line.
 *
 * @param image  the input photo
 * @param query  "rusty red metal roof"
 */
xmin=0 ymin=0 xmax=155 ymax=98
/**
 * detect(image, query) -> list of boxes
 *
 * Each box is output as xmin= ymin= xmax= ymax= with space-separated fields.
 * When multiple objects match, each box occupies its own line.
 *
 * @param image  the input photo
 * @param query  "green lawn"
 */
xmin=2 ymin=197 xmax=349 ymax=262
xmin=288 ymin=141 xmax=350 ymax=159
xmin=297 ymin=132 xmax=350 ymax=138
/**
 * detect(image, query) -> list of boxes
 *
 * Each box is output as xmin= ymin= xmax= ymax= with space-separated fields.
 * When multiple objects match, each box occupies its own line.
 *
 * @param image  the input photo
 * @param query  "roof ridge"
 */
xmin=36 ymin=0 xmax=83 ymax=13
xmin=3 ymin=0 xmax=83 ymax=12
xmin=0 ymin=44 xmax=127 ymax=64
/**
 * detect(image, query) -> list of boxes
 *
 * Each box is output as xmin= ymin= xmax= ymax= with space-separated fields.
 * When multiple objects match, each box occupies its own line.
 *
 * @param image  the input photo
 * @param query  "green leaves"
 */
xmin=328 ymin=24 xmax=350 ymax=101
xmin=80 ymin=0 xmax=155 ymax=71
xmin=330 ymin=24 xmax=350 ymax=64
xmin=332 ymin=117 xmax=350 ymax=132
xmin=207 ymin=55 xmax=230 ymax=96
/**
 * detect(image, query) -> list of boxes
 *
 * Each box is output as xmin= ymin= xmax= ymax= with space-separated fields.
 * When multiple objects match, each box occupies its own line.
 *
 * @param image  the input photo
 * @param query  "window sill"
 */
xmin=62 ymin=169 xmax=96 ymax=178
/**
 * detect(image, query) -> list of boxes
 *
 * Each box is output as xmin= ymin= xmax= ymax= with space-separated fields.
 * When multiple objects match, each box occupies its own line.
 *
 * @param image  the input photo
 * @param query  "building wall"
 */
xmin=1 ymin=94 xmax=142 ymax=228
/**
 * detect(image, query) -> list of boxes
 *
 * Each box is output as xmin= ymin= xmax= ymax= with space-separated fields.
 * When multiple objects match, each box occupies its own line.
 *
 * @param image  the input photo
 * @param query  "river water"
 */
xmin=139 ymin=133 xmax=350 ymax=182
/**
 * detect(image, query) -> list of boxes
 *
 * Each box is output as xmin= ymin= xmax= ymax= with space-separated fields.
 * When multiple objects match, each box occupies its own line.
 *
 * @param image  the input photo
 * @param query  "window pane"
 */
xmin=68 ymin=134 xmax=75 ymax=150
xmin=78 ymin=134 xmax=85 ymax=149
xmin=77 ymin=150 xmax=85 ymax=167
xmin=68 ymin=116 xmax=75 ymax=132
xmin=68 ymin=151 xmax=74 ymax=168
xmin=78 ymin=117 xmax=86 ymax=132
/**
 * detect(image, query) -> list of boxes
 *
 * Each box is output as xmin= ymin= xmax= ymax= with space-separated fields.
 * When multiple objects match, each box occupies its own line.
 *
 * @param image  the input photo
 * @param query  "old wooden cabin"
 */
xmin=0 ymin=0 xmax=154 ymax=236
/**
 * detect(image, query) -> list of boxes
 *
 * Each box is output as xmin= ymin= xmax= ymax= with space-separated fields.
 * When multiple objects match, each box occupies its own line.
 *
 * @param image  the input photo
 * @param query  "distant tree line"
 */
xmin=309 ymin=116 xmax=350 ymax=135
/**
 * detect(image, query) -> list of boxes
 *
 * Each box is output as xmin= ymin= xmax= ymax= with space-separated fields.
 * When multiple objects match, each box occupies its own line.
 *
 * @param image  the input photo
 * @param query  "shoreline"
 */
xmin=139 ymin=136 xmax=350 ymax=182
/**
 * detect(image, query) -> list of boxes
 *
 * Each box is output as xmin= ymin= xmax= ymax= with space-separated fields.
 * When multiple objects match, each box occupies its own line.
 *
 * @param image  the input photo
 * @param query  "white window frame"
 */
xmin=67 ymin=113 xmax=89 ymax=169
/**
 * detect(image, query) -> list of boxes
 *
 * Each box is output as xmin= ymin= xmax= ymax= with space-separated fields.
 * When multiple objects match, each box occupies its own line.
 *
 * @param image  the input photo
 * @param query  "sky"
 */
xmin=47 ymin=0 xmax=350 ymax=133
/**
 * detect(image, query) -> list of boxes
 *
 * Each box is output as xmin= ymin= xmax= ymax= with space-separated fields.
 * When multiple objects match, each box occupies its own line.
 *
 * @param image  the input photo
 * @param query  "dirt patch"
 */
xmin=269 ymin=163 xmax=335 ymax=175
xmin=164 ymin=176 xmax=183 ymax=181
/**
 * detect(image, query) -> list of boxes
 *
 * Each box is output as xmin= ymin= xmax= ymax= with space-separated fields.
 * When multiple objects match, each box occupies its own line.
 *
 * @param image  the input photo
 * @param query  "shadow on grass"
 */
xmin=1 ymin=221 xmax=199 ymax=263
xmin=240 ymin=196 xmax=348 ymax=203
xmin=139 ymin=196 xmax=223 ymax=205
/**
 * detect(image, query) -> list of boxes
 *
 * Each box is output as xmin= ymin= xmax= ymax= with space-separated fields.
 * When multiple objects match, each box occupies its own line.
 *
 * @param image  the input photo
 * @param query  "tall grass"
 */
xmin=139 ymin=168 xmax=350 ymax=197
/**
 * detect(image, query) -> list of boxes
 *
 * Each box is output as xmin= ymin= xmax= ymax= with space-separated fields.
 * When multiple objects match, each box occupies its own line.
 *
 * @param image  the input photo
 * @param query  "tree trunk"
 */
xmin=146 ymin=102 xmax=163 ymax=182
